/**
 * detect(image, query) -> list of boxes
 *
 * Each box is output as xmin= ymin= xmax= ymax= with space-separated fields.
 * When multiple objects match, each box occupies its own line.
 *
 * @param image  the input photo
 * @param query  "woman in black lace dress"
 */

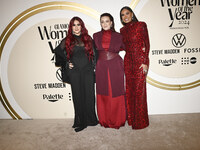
xmin=55 ymin=17 xmax=98 ymax=132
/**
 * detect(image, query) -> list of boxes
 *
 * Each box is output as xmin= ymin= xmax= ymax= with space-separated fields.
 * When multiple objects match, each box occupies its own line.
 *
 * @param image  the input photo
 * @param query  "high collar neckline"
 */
xmin=125 ymin=21 xmax=137 ymax=27
xmin=102 ymin=29 xmax=112 ymax=33
xmin=73 ymin=34 xmax=81 ymax=38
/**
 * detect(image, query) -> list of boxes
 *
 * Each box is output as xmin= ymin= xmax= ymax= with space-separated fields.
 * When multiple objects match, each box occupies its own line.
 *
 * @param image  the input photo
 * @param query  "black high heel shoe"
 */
xmin=72 ymin=124 xmax=80 ymax=128
xmin=74 ymin=126 xmax=87 ymax=132
xmin=88 ymin=121 xmax=99 ymax=126
xmin=72 ymin=117 xmax=80 ymax=128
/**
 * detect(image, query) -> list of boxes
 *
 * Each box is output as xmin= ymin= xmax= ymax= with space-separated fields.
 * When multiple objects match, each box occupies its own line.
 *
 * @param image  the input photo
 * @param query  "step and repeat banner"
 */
xmin=0 ymin=0 xmax=200 ymax=119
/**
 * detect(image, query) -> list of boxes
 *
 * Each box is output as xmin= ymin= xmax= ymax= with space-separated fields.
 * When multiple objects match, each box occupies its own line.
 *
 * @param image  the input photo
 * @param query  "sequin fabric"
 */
xmin=120 ymin=21 xmax=150 ymax=129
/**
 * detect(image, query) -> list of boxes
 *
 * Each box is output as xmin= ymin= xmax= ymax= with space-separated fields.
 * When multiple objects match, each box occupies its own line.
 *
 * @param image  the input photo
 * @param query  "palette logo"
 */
xmin=158 ymin=59 xmax=177 ymax=66
xmin=160 ymin=0 xmax=200 ymax=29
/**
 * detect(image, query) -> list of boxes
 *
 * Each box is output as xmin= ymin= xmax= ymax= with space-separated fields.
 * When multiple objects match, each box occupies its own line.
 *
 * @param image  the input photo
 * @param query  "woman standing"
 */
xmin=120 ymin=6 xmax=150 ymax=129
xmin=93 ymin=13 xmax=126 ymax=129
xmin=55 ymin=17 xmax=98 ymax=132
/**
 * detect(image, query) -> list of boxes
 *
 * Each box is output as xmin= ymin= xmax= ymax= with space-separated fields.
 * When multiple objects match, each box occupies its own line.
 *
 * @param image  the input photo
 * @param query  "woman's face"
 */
xmin=100 ymin=16 xmax=112 ymax=31
xmin=72 ymin=20 xmax=81 ymax=36
xmin=121 ymin=9 xmax=133 ymax=24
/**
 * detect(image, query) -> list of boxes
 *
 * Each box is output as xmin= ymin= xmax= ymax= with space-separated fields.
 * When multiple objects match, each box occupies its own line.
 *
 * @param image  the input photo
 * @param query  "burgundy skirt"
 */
xmin=97 ymin=70 xmax=126 ymax=129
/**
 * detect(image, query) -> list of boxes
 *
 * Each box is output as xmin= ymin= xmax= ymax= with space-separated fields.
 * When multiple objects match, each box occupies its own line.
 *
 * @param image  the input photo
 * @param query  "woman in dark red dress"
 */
xmin=93 ymin=13 xmax=126 ymax=129
xmin=120 ymin=6 xmax=150 ymax=129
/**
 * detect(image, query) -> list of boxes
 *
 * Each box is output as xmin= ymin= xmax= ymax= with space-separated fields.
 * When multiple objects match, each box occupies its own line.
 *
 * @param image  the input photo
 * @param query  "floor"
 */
xmin=0 ymin=113 xmax=200 ymax=150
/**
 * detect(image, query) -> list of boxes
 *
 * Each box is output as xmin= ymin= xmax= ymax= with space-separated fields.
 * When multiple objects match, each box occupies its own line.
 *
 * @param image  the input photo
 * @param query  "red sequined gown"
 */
xmin=120 ymin=21 xmax=150 ymax=129
xmin=96 ymin=30 xmax=126 ymax=129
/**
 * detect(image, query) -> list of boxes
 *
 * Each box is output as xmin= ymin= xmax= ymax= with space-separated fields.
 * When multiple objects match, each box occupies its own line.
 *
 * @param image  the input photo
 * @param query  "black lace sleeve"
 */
xmin=92 ymin=40 xmax=98 ymax=69
xmin=54 ymin=38 xmax=68 ymax=68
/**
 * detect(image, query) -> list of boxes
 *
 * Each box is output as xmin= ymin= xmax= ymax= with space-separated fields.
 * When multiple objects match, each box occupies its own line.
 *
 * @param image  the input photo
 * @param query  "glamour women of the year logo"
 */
xmin=160 ymin=0 xmax=200 ymax=28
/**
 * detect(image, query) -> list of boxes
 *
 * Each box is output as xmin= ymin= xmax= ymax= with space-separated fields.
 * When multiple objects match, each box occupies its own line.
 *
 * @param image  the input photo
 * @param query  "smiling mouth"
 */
xmin=124 ymin=19 xmax=129 ymax=22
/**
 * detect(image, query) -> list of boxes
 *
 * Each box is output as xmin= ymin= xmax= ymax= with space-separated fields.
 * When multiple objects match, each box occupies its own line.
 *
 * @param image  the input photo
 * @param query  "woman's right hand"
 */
xmin=69 ymin=63 xmax=74 ymax=69
xmin=139 ymin=64 xmax=148 ymax=75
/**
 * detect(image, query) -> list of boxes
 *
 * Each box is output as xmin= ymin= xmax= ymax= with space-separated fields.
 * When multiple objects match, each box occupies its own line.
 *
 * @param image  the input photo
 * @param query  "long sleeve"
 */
xmin=120 ymin=36 xmax=125 ymax=51
xmin=92 ymin=40 xmax=98 ymax=69
xmin=139 ymin=22 xmax=150 ymax=66
xmin=54 ymin=38 xmax=68 ymax=68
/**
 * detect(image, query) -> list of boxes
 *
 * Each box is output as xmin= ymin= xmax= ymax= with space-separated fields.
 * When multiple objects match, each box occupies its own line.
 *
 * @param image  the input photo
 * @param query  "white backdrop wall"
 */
xmin=0 ymin=0 xmax=200 ymax=119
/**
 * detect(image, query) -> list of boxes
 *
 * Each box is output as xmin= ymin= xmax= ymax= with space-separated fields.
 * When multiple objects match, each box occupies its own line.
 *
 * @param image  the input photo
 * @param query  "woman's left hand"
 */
xmin=139 ymin=64 xmax=148 ymax=75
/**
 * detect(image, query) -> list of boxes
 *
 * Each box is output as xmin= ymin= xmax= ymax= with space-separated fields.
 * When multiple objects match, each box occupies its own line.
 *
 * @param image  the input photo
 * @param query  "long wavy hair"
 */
xmin=120 ymin=6 xmax=138 ymax=25
xmin=65 ymin=16 xmax=93 ymax=60
xmin=100 ymin=13 xmax=116 ymax=32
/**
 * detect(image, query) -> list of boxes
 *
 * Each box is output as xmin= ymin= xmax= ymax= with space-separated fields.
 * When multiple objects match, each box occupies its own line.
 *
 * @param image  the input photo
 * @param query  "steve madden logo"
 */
xmin=159 ymin=59 xmax=177 ymax=66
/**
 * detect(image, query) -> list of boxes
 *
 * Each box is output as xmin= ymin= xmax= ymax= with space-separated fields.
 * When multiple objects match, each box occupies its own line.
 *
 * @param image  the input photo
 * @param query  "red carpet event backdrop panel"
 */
xmin=0 ymin=0 xmax=200 ymax=119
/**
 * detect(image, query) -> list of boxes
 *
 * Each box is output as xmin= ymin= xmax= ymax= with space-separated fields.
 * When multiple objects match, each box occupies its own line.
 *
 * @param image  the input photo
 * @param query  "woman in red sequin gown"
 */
xmin=120 ymin=6 xmax=150 ymax=129
xmin=93 ymin=13 xmax=126 ymax=129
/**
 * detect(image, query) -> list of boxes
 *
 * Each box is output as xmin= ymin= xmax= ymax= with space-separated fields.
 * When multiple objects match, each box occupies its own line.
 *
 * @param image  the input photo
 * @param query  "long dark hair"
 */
xmin=100 ymin=13 xmax=116 ymax=32
xmin=65 ymin=16 xmax=93 ymax=60
xmin=120 ymin=6 xmax=138 ymax=25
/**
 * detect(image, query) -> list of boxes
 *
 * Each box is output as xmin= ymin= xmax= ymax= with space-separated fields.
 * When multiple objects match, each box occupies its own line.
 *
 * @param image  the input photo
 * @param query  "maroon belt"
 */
xmin=98 ymin=51 xmax=119 ymax=60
